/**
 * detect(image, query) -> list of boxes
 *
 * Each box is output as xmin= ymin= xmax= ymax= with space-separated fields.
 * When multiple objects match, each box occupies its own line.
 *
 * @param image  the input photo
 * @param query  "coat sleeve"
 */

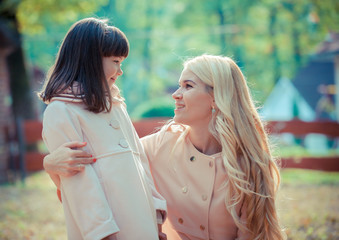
xmin=42 ymin=102 xmax=119 ymax=240
xmin=139 ymin=129 xmax=167 ymax=224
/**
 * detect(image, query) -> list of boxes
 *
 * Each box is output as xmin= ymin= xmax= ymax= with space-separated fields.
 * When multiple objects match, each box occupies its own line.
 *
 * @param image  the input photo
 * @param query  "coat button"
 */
xmin=209 ymin=161 xmax=214 ymax=167
xmin=202 ymin=194 xmax=208 ymax=201
xmin=182 ymin=186 xmax=188 ymax=193
xmin=109 ymin=119 xmax=120 ymax=129
xmin=178 ymin=218 xmax=184 ymax=224
xmin=190 ymin=156 xmax=195 ymax=162
xmin=119 ymin=139 xmax=129 ymax=148
xmin=200 ymin=225 xmax=205 ymax=231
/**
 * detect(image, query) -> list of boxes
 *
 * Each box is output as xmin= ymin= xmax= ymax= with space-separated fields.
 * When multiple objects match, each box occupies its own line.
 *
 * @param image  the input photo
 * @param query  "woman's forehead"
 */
xmin=179 ymin=69 xmax=199 ymax=82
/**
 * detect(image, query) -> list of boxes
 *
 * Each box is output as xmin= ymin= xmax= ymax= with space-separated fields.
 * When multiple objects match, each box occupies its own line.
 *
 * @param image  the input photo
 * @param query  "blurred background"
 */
xmin=0 ymin=0 xmax=338 ymax=239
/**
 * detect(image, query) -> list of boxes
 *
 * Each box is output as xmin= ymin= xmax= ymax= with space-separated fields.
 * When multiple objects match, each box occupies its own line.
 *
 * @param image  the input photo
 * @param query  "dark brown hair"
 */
xmin=39 ymin=17 xmax=129 ymax=113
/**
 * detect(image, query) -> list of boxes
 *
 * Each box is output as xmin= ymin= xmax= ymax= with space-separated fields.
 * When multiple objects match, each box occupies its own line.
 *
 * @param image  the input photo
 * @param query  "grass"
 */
xmin=281 ymin=169 xmax=339 ymax=185
xmin=278 ymin=169 xmax=339 ymax=239
xmin=273 ymin=144 xmax=339 ymax=158
xmin=0 ymin=169 xmax=338 ymax=239
xmin=0 ymin=173 xmax=66 ymax=240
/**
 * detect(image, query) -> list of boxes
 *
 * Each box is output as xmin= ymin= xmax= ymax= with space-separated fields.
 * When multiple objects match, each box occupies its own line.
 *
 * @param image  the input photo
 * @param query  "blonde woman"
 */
xmin=44 ymin=55 xmax=285 ymax=240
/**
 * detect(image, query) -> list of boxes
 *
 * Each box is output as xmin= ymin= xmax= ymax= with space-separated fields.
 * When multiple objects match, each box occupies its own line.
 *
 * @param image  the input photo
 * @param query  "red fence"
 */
xmin=6 ymin=118 xmax=339 ymax=179
xmin=266 ymin=120 xmax=339 ymax=171
xmin=266 ymin=120 xmax=339 ymax=138
xmin=20 ymin=120 xmax=45 ymax=172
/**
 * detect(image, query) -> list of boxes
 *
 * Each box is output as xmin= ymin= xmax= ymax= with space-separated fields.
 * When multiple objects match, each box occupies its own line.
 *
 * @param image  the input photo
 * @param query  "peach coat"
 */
xmin=141 ymin=123 xmax=248 ymax=240
xmin=42 ymin=91 xmax=166 ymax=240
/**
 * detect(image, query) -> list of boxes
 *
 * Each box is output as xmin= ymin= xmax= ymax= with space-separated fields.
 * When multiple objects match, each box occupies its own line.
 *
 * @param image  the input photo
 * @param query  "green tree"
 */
xmin=1 ymin=0 xmax=35 ymax=120
xmin=12 ymin=0 xmax=339 ymax=117
xmin=1 ymin=0 xmax=108 ymax=120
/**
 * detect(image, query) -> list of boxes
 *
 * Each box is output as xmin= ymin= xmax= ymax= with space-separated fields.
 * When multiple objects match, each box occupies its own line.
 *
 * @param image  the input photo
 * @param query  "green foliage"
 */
xmin=273 ymin=144 xmax=339 ymax=158
xmin=16 ymin=0 xmax=108 ymax=34
xmin=6 ymin=0 xmax=109 ymax=73
xmin=14 ymin=0 xmax=339 ymax=113
xmin=281 ymin=169 xmax=339 ymax=185
xmin=130 ymin=96 xmax=174 ymax=120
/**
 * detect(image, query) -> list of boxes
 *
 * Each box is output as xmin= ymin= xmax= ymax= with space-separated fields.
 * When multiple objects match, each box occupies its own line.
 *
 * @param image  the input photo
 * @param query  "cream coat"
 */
xmin=42 ymin=95 xmax=166 ymax=240
xmin=141 ymin=123 xmax=248 ymax=240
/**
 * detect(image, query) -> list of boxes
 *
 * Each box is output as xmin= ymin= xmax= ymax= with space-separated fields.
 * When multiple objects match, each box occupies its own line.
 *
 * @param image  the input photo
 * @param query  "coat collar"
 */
xmin=49 ymin=82 xmax=124 ymax=104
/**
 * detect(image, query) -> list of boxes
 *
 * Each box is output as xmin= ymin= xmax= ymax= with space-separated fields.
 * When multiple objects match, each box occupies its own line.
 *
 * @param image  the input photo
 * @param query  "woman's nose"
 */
xmin=172 ymin=88 xmax=182 ymax=99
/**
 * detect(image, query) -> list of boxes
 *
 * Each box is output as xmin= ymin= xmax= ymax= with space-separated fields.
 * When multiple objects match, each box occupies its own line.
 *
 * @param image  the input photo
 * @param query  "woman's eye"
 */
xmin=186 ymin=84 xmax=193 ymax=88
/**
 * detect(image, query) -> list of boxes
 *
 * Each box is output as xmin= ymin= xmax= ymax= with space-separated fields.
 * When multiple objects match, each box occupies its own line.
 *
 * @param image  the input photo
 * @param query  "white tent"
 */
xmin=260 ymin=77 xmax=330 ymax=153
xmin=259 ymin=77 xmax=315 ymax=121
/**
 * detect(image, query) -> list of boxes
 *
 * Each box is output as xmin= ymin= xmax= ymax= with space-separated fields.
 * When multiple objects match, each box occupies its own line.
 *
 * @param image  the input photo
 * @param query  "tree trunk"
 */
xmin=269 ymin=6 xmax=282 ymax=84
xmin=284 ymin=2 xmax=302 ymax=74
xmin=216 ymin=4 xmax=227 ymax=53
xmin=3 ymin=5 xmax=35 ymax=120
xmin=8 ymin=47 xmax=35 ymax=120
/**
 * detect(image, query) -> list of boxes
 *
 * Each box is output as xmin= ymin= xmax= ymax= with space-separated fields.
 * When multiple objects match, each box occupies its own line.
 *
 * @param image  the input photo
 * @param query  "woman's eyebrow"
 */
xmin=179 ymin=80 xmax=196 ymax=85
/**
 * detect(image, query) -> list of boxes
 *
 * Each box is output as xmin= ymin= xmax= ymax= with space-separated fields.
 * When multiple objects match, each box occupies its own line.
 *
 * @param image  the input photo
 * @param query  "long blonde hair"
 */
xmin=184 ymin=55 xmax=285 ymax=240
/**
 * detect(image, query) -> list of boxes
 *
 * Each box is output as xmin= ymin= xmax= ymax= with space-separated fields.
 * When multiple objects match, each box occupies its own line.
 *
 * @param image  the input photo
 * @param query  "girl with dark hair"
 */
xmin=39 ymin=17 xmax=166 ymax=240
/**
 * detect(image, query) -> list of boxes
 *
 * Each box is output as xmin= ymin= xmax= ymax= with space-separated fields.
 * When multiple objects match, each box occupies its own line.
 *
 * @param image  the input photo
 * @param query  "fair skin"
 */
xmin=102 ymin=56 xmax=125 ymax=89
xmin=173 ymin=68 xmax=221 ymax=155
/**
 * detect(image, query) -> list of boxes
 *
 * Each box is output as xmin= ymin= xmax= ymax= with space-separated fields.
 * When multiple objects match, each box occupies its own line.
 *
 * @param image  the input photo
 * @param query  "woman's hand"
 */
xmin=43 ymin=141 xmax=95 ymax=177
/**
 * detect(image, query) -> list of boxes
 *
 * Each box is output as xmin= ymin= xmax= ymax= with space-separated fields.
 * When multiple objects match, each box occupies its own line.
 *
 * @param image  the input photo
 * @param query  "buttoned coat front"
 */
xmin=42 ymin=94 xmax=166 ymax=240
xmin=141 ymin=123 xmax=248 ymax=240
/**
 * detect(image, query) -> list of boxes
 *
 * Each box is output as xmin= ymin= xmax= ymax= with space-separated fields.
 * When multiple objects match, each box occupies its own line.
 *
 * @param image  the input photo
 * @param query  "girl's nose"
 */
xmin=118 ymin=66 xmax=123 ymax=75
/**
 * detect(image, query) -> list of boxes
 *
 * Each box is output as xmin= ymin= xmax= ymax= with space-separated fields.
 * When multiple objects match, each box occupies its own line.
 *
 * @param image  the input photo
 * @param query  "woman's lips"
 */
xmin=175 ymin=104 xmax=185 ymax=110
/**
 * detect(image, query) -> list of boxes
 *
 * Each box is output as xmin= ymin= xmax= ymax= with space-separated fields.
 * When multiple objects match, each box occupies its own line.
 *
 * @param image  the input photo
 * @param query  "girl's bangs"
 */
xmin=102 ymin=29 xmax=129 ymax=57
